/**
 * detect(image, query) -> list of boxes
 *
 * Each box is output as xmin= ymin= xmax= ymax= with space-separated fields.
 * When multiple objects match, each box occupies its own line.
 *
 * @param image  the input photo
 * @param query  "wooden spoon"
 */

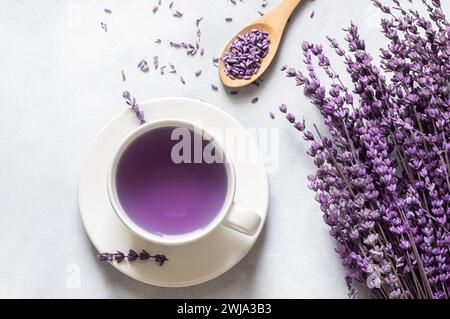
xmin=219 ymin=0 xmax=302 ymax=88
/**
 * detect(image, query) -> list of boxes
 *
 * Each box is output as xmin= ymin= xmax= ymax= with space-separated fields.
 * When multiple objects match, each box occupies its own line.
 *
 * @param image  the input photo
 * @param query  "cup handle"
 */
xmin=222 ymin=202 xmax=262 ymax=236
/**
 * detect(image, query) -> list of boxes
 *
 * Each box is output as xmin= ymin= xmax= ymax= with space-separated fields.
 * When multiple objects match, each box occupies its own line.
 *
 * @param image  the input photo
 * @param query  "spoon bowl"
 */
xmin=219 ymin=0 xmax=302 ymax=88
xmin=219 ymin=23 xmax=278 ymax=88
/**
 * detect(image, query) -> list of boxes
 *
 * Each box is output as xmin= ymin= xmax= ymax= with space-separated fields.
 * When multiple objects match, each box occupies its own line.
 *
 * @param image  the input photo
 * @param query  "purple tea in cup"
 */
xmin=115 ymin=126 xmax=228 ymax=235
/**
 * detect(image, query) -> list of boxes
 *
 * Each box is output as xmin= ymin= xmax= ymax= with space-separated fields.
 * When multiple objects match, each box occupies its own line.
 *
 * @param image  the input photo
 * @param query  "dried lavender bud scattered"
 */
xmin=258 ymin=11 xmax=264 ymax=16
xmin=180 ymin=76 xmax=185 ymax=85
xmin=196 ymin=17 xmax=203 ymax=28
xmin=170 ymin=41 xmax=181 ymax=48
xmin=310 ymin=11 xmax=315 ymax=18
xmin=269 ymin=112 xmax=275 ymax=119
xmin=223 ymin=29 xmax=270 ymax=80
xmin=152 ymin=5 xmax=158 ymax=13
xmin=200 ymin=48 xmax=205 ymax=56
xmin=211 ymin=84 xmax=219 ymax=91
xmin=100 ymin=22 xmax=107 ymax=32
xmin=104 ymin=8 xmax=112 ymax=14
xmin=121 ymin=70 xmax=126 ymax=82
xmin=169 ymin=1 xmax=173 ymax=9
xmin=137 ymin=59 xmax=149 ymax=72
xmin=97 ymin=249 xmax=167 ymax=266
xmin=262 ymin=1 xmax=269 ymax=8
xmin=251 ymin=97 xmax=259 ymax=104
xmin=173 ymin=10 xmax=183 ymax=18
xmin=225 ymin=17 xmax=233 ymax=22
xmin=153 ymin=55 xmax=159 ymax=70
xmin=195 ymin=70 xmax=202 ymax=77
xmin=155 ymin=39 xmax=162 ymax=44
xmin=122 ymin=91 xmax=146 ymax=124
xmin=160 ymin=66 xmax=166 ymax=75
xmin=167 ymin=63 xmax=177 ymax=74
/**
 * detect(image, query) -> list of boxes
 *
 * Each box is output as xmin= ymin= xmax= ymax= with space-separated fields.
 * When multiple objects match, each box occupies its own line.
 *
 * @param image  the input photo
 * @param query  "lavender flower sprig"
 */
xmin=97 ymin=249 xmax=168 ymax=266
xmin=122 ymin=91 xmax=146 ymax=124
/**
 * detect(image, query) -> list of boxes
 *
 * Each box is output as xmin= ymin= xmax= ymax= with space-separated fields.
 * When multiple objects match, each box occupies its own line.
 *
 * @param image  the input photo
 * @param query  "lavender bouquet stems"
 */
xmin=281 ymin=0 xmax=449 ymax=299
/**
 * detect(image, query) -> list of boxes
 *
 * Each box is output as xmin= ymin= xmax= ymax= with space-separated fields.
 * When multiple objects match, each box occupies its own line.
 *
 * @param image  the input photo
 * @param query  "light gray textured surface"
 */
xmin=1 ymin=0 xmax=446 ymax=298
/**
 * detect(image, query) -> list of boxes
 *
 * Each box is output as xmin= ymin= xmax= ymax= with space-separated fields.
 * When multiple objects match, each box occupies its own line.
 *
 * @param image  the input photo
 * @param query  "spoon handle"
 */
xmin=260 ymin=0 xmax=302 ymax=35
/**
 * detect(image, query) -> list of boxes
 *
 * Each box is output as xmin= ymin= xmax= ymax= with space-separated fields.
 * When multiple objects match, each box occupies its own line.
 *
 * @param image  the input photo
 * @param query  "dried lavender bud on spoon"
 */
xmin=222 ymin=29 xmax=270 ymax=80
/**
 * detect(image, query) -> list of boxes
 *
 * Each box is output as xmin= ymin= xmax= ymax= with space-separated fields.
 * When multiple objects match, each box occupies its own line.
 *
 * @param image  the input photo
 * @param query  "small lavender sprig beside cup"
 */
xmin=97 ymin=249 xmax=168 ymax=266
xmin=122 ymin=91 xmax=146 ymax=124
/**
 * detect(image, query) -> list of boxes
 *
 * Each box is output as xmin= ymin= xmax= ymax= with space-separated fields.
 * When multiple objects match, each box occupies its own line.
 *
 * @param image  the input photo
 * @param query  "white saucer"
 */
xmin=78 ymin=97 xmax=269 ymax=287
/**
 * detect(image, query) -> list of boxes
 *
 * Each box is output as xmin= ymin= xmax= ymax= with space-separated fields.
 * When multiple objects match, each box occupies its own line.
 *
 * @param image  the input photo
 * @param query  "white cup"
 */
xmin=107 ymin=119 xmax=262 ymax=246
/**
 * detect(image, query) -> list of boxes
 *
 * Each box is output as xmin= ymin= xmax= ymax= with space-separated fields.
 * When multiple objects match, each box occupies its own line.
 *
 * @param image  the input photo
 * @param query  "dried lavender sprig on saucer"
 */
xmin=97 ymin=249 xmax=168 ymax=266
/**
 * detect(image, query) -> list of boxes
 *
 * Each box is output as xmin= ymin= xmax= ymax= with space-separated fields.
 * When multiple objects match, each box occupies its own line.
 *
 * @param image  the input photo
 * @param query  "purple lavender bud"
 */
xmin=294 ymin=121 xmax=305 ymax=131
xmin=154 ymin=254 xmax=168 ymax=266
xmin=303 ymin=131 xmax=314 ymax=141
xmin=127 ymin=249 xmax=139 ymax=261
xmin=196 ymin=17 xmax=203 ymax=28
xmin=286 ymin=113 xmax=296 ymax=123
xmin=97 ymin=253 xmax=112 ymax=262
xmin=139 ymin=250 xmax=151 ymax=260
xmin=122 ymin=91 xmax=130 ymax=100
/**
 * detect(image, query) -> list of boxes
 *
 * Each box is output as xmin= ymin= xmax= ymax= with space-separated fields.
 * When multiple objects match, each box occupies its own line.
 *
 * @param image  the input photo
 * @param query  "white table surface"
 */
xmin=1 ymin=0 xmax=446 ymax=299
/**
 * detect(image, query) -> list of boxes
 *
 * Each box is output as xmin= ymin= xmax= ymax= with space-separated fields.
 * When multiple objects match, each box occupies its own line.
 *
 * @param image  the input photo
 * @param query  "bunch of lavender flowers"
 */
xmin=281 ymin=0 xmax=449 ymax=299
